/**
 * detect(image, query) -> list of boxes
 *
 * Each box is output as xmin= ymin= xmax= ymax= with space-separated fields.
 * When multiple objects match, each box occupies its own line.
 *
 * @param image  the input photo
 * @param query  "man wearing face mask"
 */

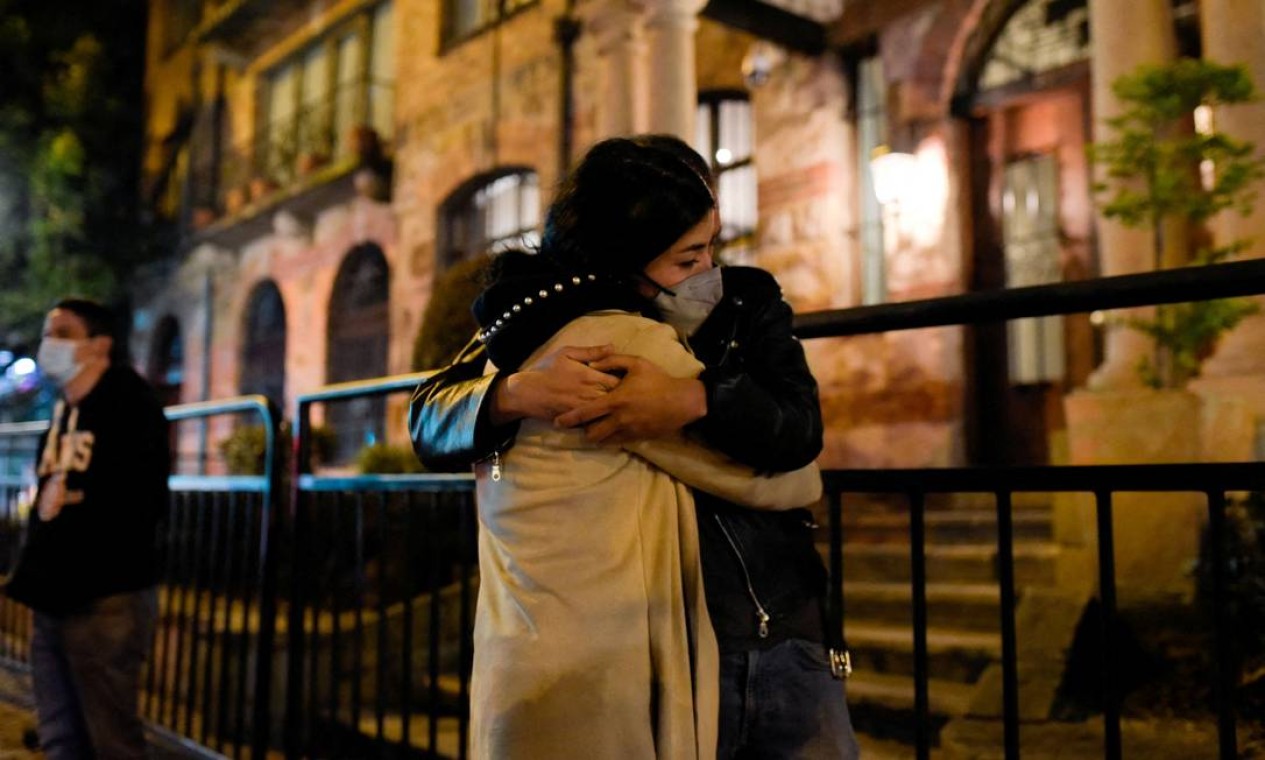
xmin=410 ymin=135 xmax=857 ymax=757
xmin=6 ymin=299 xmax=169 ymax=760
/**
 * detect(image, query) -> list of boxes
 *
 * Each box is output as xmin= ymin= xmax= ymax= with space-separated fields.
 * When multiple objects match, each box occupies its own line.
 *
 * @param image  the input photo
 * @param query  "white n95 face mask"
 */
xmin=651 ymin=266 xmax=724 ymax=338
xmin=37 ymin=337 xmax=84 ymax=385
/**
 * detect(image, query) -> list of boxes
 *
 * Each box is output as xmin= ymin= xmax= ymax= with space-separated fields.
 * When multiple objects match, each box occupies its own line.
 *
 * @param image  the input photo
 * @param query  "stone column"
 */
xmin=1195 ymin=0 xmax=1265 ymax=383
xmin=586 ymin=0 xmax=647 ymax=138
xmin=641 ymin=0 xmax=706 ymax=143
xmin=1086 ymin=0 xmax=1177 ymax=389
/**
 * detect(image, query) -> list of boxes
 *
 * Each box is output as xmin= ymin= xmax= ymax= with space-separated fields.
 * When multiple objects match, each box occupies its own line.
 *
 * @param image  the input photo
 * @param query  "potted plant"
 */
xmin=224 ymin=184 xmax=248 ymax=215
xmin=296 ymin=150 xmax=329 ymax=177
xmin=1090 ymin=58 xmax=1264 ymax=389
xmin=248 ymin=174 xmax=280 ymax=202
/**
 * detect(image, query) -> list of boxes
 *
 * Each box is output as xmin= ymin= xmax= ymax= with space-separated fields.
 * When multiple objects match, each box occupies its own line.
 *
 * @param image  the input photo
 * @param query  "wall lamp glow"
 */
xmin=870 ymin=146 xmax=920 ymax=207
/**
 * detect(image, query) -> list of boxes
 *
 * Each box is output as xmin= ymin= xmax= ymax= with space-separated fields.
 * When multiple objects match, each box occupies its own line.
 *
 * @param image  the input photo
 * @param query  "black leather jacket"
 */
xmin=408 ymin=266 xmax=828 ymax=650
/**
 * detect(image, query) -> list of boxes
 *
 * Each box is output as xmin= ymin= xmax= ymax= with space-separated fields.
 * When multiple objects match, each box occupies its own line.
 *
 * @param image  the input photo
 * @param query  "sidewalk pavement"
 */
xmin=0 ymin=667 xmax=37 ymax=758
xmin=0 ymin=666 xmax=208 ymax=759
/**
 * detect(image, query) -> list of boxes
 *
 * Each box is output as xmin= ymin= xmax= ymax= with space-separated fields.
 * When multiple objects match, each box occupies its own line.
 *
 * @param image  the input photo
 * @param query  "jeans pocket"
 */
xmin=785 ymin=638 xmax=832 ymax=672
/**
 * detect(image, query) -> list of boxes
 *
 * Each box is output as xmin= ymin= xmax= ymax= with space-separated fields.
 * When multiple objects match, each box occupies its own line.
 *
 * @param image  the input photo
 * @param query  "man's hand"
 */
xmin=488 ymin=345 xmax=621 ymax=425
xmin=554 ymin=355 xmax=707 ymax=444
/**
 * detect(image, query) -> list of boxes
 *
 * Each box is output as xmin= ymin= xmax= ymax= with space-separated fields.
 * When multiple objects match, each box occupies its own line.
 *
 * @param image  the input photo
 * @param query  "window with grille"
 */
xmin=696 ymin=92 xmax=757 ymax=264
xmin=439 ymin=169 xmax=541 ymax=269
xmin=979 ymin=0 xmax=1090 ymax=92
xmin=443 ymin=0 xmax=538 ymax=47
xmin=255 ymin=2 xmax=394 ymax=185
xmin=855 ymin=54 xmax=887 ymax=305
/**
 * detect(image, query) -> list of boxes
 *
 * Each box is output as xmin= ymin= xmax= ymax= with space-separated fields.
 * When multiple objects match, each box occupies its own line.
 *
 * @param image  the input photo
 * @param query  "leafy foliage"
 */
xmin=412 ymin=253 xmax=493 ymax=371
xmin=0 ymin=0 xmax=148 ymax=347
xmin=219 ymin=423 xmax=335 ymax=476
xmin=355 ymin=443 xmax=425 ymax=474
xmin=1091 ymin=60 xmax=1265 ymax=388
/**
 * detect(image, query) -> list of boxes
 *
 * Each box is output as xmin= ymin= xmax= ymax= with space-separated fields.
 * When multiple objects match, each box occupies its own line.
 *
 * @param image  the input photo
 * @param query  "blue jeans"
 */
xmin=31 ymin=589 xmax=157 ymax=760
xmin=718 ymin=638 xmax=861 ymax=759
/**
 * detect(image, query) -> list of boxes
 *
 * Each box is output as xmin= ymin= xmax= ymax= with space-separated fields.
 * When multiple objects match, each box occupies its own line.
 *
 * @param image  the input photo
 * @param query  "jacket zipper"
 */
xmin=489 ymin=450 xmax=503 ymax=482
xmin=714 ymin=514 xmax=771 ymax=639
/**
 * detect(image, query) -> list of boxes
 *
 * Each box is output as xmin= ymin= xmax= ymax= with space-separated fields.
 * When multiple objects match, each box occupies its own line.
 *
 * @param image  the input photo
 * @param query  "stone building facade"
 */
xmin=133 ymin=0 xmax=1265 ymax=473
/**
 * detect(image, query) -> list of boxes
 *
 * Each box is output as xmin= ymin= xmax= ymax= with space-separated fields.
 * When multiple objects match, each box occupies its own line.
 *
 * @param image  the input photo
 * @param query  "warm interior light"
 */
xmin=870 ymin=147 xmax=920 ymax=206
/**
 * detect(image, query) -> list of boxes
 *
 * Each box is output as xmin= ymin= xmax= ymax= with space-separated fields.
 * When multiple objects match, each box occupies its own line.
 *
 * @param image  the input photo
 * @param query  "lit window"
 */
xmin=978 ymin=0 xmax=1091 ymax=92
xmin=696 ymin=92 xmax=757 ymax=264
xmin=440 ymin=170 xmax=541 ymax=268
xmin=855 ymin=54 xmax=887 ymax=305
xmin=253 ymin=3 xmax=393 ymax=187
xmin=1002 ymin=154 xmax=1065 ymax=385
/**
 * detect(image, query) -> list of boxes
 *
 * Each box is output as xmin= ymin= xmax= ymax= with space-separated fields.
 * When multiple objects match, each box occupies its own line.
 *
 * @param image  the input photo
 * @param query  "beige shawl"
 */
xmin=470 ymin=312 xmax=821 ymax=759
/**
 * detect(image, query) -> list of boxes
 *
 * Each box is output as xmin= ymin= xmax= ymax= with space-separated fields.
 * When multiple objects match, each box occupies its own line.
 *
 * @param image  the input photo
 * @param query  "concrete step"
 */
xmin=354 ymin=711 xmax=464 ymax=759
xmin=842 ymin=509 xmax=1053 ymax=545
xmin=841 ymin=543 xmax=1059 ymax=585
xmin=845 ymin=623 xmax=1001 ymax=683
xmin=844 ymin=581 xmax=1002 ymax=632
xmin=846 ymin=669 xmax=976 ymax=718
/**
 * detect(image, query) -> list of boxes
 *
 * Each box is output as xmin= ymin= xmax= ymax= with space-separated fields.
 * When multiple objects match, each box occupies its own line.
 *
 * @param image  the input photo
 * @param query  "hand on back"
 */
xmin=492 ymin=345 xmax=621 ymax=423
xmin=555 ymin=355 xmax=707 ymax=444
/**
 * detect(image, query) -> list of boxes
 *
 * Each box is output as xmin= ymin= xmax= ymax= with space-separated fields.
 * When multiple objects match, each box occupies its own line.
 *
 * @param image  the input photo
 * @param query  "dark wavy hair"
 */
xmin=538 ymin=135 xmax=716 ymax=277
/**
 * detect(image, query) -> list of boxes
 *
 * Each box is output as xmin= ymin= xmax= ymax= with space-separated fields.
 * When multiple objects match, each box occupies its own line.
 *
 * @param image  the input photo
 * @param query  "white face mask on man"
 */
xmin=36 ymin=337 xmax=85 ymax=386
xmin=650 ymin=265 xmax=725 ymax=338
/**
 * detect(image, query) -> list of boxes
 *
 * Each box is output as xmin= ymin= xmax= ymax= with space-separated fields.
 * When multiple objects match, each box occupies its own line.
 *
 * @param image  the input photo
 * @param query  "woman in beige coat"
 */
xmin=466 ymin=139 xmax=821 ymax=759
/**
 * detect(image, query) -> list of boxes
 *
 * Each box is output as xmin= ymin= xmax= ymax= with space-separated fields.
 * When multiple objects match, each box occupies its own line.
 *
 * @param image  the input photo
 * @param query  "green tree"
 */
xmin=0 ymin=0 xmax=148 ymax=347
xmin=1092 ymin=59 xmax=1265 ymax=388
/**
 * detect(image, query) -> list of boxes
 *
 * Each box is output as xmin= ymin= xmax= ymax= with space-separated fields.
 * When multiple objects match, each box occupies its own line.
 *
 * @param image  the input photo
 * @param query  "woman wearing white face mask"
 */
xmin=454 ymin=137 xmax=829 ymax=759
xmin=413 ymin=136 xmax=858 ymax=759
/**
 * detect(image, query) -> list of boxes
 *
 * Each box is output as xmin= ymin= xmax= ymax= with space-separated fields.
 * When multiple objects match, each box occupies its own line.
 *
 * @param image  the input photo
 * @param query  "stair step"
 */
xmin=842 ymin=510 xmax=1053 ymax=544
xmin=846 ymin=670 xmax=976 ymax=717
xmin=844 ymin=581 xmax=1002 ymax=631
xmin=841 ymin=543 xmax=1058 ymax=585
xmin=845 ymin=623 xmax=1000 ymax=682
xmin=355 ymin=711 xmax=464 ymax=758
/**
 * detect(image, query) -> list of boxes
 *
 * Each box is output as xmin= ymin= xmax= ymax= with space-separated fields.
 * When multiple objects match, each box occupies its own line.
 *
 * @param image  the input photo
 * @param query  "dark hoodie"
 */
xmin=5 ymin=364 xmax=169 ymax=615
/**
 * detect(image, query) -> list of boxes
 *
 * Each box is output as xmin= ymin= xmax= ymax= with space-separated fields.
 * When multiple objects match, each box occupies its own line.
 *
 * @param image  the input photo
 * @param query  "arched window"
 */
xmin=148 ymin=315 xmax=184 ymax=407
xmin=697 ymin=91 xmax=757 ymax=263
xmin=326 ymin=244 xmax=390 ymax=462
xmin=438 ymin=169 xmax=540 ymax=269
xmin=977 ymin=0 xmax=1091 ymax=92
xmin=240 ymin=281 xmax=288 ymax=407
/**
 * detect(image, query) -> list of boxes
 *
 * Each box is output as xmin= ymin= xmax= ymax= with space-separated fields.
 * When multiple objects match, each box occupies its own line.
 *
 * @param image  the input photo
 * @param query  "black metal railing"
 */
xmin=797 ymin=258 xmax=1265 ymax=760
xmin=0 ymin=420 xmax=47 ymax=670
xmin=284 ymin=374 xmax=477 ymax=760
xmin=0 ymin=398 xmax=283 ymax=760
xmin=819 ymin=465 xmax=1264 ymax=760
xmin=1 ymin=258 xmax=1263 ymax=759
xmin=147 ymin=396 xmax=283 ymax=760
